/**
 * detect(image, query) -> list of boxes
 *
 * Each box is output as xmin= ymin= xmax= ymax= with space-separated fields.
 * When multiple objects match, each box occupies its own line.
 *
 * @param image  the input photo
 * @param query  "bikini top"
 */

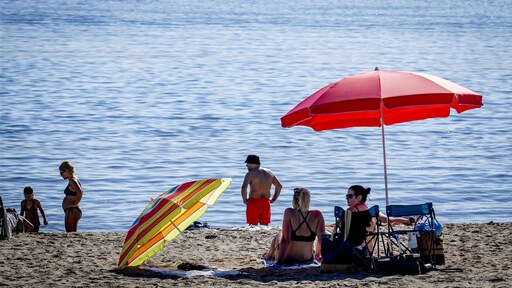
xmin=64 ymin=186 xmax=77 ymax=196
xmin=23 ymin=200 xmax=37 ymax=212
xmin=290 ymin=210 xmax=317 ymax=242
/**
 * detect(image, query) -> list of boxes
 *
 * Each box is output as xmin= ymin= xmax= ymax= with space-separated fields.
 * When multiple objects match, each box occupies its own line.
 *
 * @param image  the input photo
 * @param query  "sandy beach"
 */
xmin=1 ymin=223 xmax=510 ymax=287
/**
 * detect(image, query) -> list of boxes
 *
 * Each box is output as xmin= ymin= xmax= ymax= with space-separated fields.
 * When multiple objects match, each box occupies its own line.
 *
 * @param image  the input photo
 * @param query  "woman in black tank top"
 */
xmin=264 ymin=188 xmax=325 ymax=265
xmin=321 ymin=185 xmax=372 ymax=265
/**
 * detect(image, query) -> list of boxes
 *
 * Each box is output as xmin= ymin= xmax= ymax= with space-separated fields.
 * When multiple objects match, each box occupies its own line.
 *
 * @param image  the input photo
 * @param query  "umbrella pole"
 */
xmin=380 ymin=108 xmax=389 ymax=207
xmin=381 ymin=105 xmax=393 ymax=255
xmin=169 ymin=220 xmax=214 ymax=269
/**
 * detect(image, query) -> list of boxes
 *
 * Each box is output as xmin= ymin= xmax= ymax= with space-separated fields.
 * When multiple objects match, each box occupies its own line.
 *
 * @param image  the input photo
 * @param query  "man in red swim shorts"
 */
xmin=241 ymin=155 xmax=282 ymax=225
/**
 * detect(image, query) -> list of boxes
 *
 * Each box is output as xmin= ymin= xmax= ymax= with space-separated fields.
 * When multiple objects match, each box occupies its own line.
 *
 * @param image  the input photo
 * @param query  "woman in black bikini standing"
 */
xmin=60 ymin=160 xmax=83 ymax=232
xmin=265 ymin=188 xmax=325 ymax=265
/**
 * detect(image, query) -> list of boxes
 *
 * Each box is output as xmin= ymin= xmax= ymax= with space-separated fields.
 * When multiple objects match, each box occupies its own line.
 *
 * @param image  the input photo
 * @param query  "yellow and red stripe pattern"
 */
xmin=118 ymin=178 xmax=231 ymax=269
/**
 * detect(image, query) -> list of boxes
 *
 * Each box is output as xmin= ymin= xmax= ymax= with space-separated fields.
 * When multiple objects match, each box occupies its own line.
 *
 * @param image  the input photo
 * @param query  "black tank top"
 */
xmin=290 ymin=211 xmax=317 ymax=242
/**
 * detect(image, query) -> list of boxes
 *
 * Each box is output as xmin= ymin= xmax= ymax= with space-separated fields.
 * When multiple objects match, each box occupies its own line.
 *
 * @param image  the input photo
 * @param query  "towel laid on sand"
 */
xmin=142 ymin=264 xmax=241 ymax=277
xmin=258 ymin=258 xmax=321 ymax=269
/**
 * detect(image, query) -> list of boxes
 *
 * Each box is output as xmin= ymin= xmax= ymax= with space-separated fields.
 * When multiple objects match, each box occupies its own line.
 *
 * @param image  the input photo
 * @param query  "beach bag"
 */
xmin=412 ymin=219 xmax=445 ymax=265
xmin=375 ymin=254 xmax=421 ymax=276
xmin=1 ymin=208 xmax=23 ymax=240
xmin=8 ymin=208 xmax=24 ymax=233
xmin=412 ymin=233 xmax=445 ymax=265
xmin=6 ymin=208 xmax=24 ymax=233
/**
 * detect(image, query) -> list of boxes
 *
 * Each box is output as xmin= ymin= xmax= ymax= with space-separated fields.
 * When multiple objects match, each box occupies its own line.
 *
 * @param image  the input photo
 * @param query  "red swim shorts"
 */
xmin=246 ymin=198 xmax=271 ymax=225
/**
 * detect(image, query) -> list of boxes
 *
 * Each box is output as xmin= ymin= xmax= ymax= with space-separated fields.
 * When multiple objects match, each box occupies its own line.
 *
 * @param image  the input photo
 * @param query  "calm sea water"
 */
xmin=1 ymin=0 xmax=511 ymax=232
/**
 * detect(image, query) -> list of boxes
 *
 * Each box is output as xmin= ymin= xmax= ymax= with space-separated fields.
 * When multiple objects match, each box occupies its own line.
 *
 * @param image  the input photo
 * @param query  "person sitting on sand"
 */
xmin=20 ymin=186 xmax=48 ymax=232
xmin=322 ymin=185 xmax=373 ymax=264
xmin=265 ymin=187 xmax=325 ymax=265
xmin=60 ymin=160 xmax=83 ymax=232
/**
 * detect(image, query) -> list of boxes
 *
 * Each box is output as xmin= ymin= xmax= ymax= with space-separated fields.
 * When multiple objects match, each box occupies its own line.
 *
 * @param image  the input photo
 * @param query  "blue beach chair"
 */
xmin=382 ymin=202 xmax=444 ymax=268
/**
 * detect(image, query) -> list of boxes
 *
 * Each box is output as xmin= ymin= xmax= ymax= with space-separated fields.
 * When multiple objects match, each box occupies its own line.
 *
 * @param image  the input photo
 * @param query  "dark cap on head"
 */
xmin=245 ymin=154 xmax=260 ymax=165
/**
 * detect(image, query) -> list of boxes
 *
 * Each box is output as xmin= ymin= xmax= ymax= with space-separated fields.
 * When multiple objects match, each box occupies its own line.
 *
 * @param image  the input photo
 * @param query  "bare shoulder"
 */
xmin=283 ymin=207 xmax=296 ymax=216
xmin=260 ymin=167 xmax=275 ymax=176
xmin=34 ymin=199 xmax=42 ymax=207
xmin=70 ymin=177 xmax=83 ymax=192
xmin=245 ymin=170 xmax=257 ymax=179
xmin=310 ymin=210 xmax=324 ymax=218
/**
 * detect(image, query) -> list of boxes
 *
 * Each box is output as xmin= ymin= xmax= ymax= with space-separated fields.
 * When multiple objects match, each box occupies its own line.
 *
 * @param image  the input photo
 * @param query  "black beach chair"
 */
xmin=358 ymin=205 xmax=386 ymax=269
xmin=0 ymin=196 xmax=5 ymax=239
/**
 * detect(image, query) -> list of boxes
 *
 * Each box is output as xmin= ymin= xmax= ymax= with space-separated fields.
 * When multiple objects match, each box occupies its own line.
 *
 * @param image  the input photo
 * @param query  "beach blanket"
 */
xmin=258 ymin=258 xmax=321 ymax=269
xmin=222 ymin=225 xmax=279 ymax=231
xmin=142 ymin=264 xmax=241 ymax=277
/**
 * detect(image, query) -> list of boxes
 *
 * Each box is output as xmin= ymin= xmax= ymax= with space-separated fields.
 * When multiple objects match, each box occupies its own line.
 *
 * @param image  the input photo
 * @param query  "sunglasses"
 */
xmin=345 ymin=194 xmax=355 ymax=199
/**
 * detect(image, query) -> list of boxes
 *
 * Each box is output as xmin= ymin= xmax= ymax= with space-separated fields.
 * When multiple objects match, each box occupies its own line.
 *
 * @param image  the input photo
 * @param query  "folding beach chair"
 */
xmin=0 ymin=196 xmax=5 ymax=239
xmin=347 ymin=205 xmax=383 ymax=271
xmin=323 ymin=205 xmax=381 ymax=271
xmin=382 ymin=202 xmax=444 ymax=268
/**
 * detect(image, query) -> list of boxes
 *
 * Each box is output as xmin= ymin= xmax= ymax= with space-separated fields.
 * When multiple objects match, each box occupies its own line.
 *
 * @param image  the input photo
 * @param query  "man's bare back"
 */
xmin=241 ymin=155 xmax=282 ymax=204
xmin=245 ymin=167 xmax=274 ymax=199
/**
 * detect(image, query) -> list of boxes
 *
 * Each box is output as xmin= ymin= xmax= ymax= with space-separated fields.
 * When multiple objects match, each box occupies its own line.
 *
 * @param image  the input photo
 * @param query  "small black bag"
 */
xmin=376 ymin=255 xmax=421 ymax=275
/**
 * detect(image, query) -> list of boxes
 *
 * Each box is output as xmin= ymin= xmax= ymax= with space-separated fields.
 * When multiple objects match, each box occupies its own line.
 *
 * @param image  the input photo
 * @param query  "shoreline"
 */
xmin=1 ymin=223 xmax=510 ymax=287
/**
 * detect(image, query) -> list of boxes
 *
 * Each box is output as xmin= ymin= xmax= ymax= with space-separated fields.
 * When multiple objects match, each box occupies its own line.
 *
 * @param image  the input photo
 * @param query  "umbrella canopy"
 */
xmin=281 ymin=69 xmax=483 ymax=204
xmin=281 ymin=69 xmax=482 ymax=131
xmin=118 ymin=178 xmax=232 ymax=269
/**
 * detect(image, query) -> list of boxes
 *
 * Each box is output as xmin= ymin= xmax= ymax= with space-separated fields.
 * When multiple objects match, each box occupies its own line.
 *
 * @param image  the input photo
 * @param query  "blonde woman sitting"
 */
xmin=265 ymin=188 xmax=325 ymax=265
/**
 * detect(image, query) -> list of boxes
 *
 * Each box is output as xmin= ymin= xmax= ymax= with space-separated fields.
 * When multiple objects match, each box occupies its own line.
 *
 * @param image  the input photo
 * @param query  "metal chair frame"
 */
xmin=380 ymin=202 xmax=440 ymax=267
